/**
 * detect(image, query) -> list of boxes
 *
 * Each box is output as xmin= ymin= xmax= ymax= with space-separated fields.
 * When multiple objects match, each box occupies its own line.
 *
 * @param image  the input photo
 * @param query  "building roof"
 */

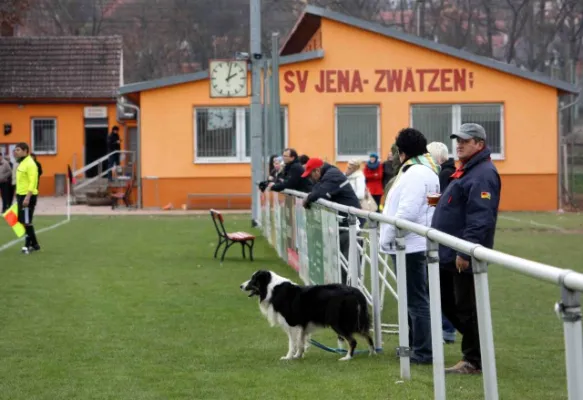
xmin=280 ymin=5 xmax=579 ymax=95
xmin=0 ymin=36 xmax=123 ymax=101
xmin=119 ymin=50 xmax=324 ymax=95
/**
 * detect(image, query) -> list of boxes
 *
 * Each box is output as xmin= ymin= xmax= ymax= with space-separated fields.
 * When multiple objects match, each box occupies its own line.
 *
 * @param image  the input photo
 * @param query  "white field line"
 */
xmin=0 ymin=219 xmax=70 ymax=253
xmin=499 ymin=215 xmax=566 ymax=232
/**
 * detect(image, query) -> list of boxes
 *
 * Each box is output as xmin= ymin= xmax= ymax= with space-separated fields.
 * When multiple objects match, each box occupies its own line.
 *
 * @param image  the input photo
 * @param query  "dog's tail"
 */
xmin=355 ymin=291 xmax=372 ymax=334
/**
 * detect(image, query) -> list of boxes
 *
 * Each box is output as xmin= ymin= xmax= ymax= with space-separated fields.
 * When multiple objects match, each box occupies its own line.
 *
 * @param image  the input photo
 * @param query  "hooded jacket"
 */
xmin=305 ymin=163 xmax=361 ymax=226
xmin=380 ymin=153 xmax=440 ymax=254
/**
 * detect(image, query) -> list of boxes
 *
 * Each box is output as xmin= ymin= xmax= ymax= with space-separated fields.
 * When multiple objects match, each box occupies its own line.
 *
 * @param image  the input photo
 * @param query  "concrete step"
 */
xmin=72 ymin=177 xmax=134 ymax=205
xmin=72 ymin=178 xmax=109 ymax=204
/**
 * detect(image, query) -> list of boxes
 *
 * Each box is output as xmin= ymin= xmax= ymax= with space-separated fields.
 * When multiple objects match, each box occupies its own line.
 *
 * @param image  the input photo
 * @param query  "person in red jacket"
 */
xmin=363 ymin=152 xmax=384 ymax=211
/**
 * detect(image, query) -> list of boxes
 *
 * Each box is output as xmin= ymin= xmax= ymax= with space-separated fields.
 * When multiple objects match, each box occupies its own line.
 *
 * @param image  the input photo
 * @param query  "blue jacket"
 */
xmin=431 ymin=148 xmax=501 ymax=272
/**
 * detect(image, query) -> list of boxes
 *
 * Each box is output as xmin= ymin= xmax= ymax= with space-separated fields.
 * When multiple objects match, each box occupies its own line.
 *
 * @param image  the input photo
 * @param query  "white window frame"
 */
xmin=242 ymin=106 xmax=289 ymax=163
xmin=193 ymin=107 xmax=246 ymax=164
xmin=193 ymin=106 xmax=289 ymax=164
xmin=334 ymin=105 xmax=381 ymax=162
xmin=409 ymin=103 xmax=505 ymax=161
xmin=30 ymin=118 xmax=58 ymax=155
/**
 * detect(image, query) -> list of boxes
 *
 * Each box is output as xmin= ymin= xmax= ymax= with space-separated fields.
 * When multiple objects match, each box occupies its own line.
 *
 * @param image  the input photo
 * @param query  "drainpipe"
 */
xmin=118 ymin=100 xmax=142 ymax=209
xmin=558 ymin=91 xmax=582 ymax=212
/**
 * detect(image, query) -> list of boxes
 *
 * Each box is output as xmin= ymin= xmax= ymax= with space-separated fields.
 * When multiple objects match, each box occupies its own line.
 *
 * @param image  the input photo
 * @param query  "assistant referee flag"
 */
xmin=3 ymin=203 xmax=26 ymax=238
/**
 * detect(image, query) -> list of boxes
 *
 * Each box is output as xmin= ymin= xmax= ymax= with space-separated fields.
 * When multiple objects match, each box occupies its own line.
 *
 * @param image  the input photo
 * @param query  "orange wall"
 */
xmin=138 ymin=17 xmax=560 ymax=210
xmin=0 ymin=103 xmax=117 ymax=195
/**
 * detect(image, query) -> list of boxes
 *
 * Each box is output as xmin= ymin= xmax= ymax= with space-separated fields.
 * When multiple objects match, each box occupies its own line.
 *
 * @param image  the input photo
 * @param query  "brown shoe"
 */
xmin=445 ymin=360 xmax=481 ymax=374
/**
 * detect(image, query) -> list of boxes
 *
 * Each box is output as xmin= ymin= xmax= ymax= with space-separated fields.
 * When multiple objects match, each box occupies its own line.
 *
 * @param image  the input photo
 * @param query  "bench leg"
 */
xmin=214 ymin=238 xmax=225 ymax=259
xmin=221 ymin=241 xmax=234 ymax=262
xmin=248 ymin=240 xmax=255 ymax=261
xmin=241 ymin=242 xmax=246 ymax=259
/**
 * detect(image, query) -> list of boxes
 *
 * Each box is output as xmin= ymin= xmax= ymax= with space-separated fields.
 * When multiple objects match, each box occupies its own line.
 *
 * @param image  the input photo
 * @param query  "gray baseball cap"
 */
xmin=450 ymin=123 xmax=486 ymax=140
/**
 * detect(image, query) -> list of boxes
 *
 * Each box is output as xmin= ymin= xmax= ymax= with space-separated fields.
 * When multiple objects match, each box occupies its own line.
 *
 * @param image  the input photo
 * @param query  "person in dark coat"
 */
xmin=302 ymin=158 xmax=362 ymax=284
xmin=432 ymin=123 xmax=502 ymax=375
xmin=268 ymin=148 xmax=312 ymax=193
xmin=107 ymin=126 xmax=121 ymax=181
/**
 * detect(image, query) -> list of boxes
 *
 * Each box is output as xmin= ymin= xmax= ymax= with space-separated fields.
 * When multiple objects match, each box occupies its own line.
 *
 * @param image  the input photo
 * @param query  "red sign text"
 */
xmin=283 ymin=68 xmax=475 ymax=93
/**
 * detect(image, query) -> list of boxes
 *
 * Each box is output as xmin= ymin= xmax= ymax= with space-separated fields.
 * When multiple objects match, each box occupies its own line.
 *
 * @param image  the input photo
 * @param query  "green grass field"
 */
xmin=0 ymin=212 xmax=582 ymax=399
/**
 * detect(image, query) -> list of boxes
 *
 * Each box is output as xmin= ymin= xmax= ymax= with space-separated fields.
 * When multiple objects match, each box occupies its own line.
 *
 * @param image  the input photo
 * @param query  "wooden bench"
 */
xmin=210 ymin=209 xmax=255 ymax=262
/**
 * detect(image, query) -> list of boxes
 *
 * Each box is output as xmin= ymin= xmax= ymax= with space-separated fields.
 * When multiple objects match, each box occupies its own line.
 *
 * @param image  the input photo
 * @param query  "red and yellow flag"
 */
xmin=3 ymin=204 xmax=26 ymax=238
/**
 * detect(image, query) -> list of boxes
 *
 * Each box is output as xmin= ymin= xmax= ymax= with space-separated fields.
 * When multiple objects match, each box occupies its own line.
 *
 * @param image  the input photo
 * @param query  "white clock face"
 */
xmin=207 ymin=108 xmax=234 ymax=130
xmin=209 ymin=60 xmax=248 ymax=98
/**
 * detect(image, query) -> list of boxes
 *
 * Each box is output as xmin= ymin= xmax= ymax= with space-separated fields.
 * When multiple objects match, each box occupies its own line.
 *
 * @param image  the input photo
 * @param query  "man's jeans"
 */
xmin=443 ymin=314 xmax=456 ymax=342
xmin=391 ymin=252 xmax=433 ymax=363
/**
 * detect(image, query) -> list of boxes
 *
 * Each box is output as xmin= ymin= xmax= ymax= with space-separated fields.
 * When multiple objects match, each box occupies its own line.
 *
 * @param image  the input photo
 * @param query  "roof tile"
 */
xmin=0 ymin=35 xmax=122 ymax=100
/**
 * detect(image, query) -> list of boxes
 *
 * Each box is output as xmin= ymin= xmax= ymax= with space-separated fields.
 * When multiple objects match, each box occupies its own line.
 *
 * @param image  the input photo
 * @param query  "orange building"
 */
xmin=0 ymin=36 xmax=123 ymax=195
xmin=119 ymin=6 xmax=579 ymax=211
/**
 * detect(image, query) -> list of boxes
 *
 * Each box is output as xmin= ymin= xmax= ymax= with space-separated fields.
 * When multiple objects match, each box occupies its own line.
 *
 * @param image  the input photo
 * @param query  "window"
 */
xmin=194 ymin=106 xmax=288 ymax=163
xmin=335 ymin=105 xmax=379 ymax=161
xmin=31 ymin=118 xmax=57 ymax=154
xmin=410 ymin=103 xmax=504 ymax=159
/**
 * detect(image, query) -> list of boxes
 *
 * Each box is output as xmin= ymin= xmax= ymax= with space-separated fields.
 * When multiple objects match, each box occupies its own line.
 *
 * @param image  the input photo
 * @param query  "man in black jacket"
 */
xmin=268 ymin=148 xmax=312 ymax=193
xmin=302 ymin=158 xmax=362 ymax=284
xmin=432 ymin=123 xmax=501 ymax=375
xmin=107 ymin=126 xmax=121 ymax=181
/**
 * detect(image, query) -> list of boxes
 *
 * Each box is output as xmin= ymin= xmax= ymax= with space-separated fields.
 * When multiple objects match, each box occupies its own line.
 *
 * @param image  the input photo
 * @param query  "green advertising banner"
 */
xmin=270 ymin=192 xmax=277 ymax=249
xmin=262 ymin=192 xmax=270 ymax=240
xmin=321 ymin=207 xmax=340 ymax=284
xmin=295 ymin=197 xmax=309 ymax=284
xmin=306 ymin=205 xmax=324 ymax=285
xmin=278 ymin=194 xmax=287 ymax=263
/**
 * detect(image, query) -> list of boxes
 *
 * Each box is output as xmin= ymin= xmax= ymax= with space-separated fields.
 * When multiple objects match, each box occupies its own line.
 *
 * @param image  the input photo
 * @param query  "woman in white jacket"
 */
xmin=379 ymin=128 xmax=440 ymax=365
xmin=345 ymin=159 xmax=365 ymax=200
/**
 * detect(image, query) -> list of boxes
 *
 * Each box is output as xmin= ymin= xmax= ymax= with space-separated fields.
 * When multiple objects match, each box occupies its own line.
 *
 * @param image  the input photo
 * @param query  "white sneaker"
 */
xmin=21 ymin=246 xmax=30 ymax=254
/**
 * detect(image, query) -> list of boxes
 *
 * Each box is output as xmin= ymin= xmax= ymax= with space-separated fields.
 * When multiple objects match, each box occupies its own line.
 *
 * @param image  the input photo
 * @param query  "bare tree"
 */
xmin=501 ymin=0 xmax=530 ymax=63
xmin=24 ymin=0 xmax=108 ymax=35
xmin=0 ymin=0 xmax=31 ymax=34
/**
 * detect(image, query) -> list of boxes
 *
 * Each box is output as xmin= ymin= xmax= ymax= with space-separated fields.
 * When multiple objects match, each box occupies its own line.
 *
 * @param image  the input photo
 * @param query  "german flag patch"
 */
xmin=481 ymin=192 xmax=491 ymax=200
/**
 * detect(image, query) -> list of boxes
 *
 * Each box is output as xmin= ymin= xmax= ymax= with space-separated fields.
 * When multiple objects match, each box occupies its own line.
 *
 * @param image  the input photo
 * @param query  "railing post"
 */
xmin=348 ymin=215 xmax=359 ymax=288
xmin=368 ymin=220 xmax=383 ymax=351
xmin=427 ymin=238 xmax=445 ymax=400
xmin=472 ymin=257 xmax=499 ymax=400
xmin=556 ymin=270 xmax=583 ymax=400
xmin=395 ymin=228 xmax=411 ymax=380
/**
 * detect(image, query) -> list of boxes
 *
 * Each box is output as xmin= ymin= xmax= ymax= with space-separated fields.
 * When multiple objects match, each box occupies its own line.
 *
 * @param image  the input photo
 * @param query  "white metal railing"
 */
xmin=72 ymin=150 xmax=136 ymax=191
xmin=267 ymin=188 xmax=583 ymax=400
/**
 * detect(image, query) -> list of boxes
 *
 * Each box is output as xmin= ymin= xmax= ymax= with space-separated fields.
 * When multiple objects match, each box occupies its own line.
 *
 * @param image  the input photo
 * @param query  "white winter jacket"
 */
xmin=346 ymin=169 xmax=366 ymax=200
xmin=379 ymin=160 xmax=440 ymax=255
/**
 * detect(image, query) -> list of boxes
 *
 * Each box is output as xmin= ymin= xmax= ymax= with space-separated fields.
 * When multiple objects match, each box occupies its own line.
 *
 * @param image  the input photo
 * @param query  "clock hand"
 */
xmin=226 ymin=62 xmax=233 ymax=81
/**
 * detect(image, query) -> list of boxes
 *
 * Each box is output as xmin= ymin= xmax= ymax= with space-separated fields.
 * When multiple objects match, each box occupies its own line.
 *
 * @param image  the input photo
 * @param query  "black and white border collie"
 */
xmin=240 ymin=269 xmax=376 ymax=361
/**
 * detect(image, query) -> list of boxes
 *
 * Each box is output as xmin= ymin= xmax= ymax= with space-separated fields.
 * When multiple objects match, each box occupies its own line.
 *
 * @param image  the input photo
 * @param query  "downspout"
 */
xmin=118 ymin=100 xmax=142 ymax=209
xmin=558 ymin=91 xmax=582 ymax=212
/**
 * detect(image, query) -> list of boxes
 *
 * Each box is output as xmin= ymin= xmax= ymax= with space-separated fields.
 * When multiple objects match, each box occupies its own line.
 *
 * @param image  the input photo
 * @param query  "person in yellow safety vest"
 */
xmin=14 ymin=142 xmax=40 ymax=254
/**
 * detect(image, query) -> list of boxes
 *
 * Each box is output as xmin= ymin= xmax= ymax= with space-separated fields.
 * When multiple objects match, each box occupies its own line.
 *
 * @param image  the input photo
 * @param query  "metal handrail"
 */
xmin=284 ymin=189 xmax=583 ymax=292
xmin=73 ymin=166 xmax=116 ymax=191
xmin=72 ymin=150 xmax=134 ymax=179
